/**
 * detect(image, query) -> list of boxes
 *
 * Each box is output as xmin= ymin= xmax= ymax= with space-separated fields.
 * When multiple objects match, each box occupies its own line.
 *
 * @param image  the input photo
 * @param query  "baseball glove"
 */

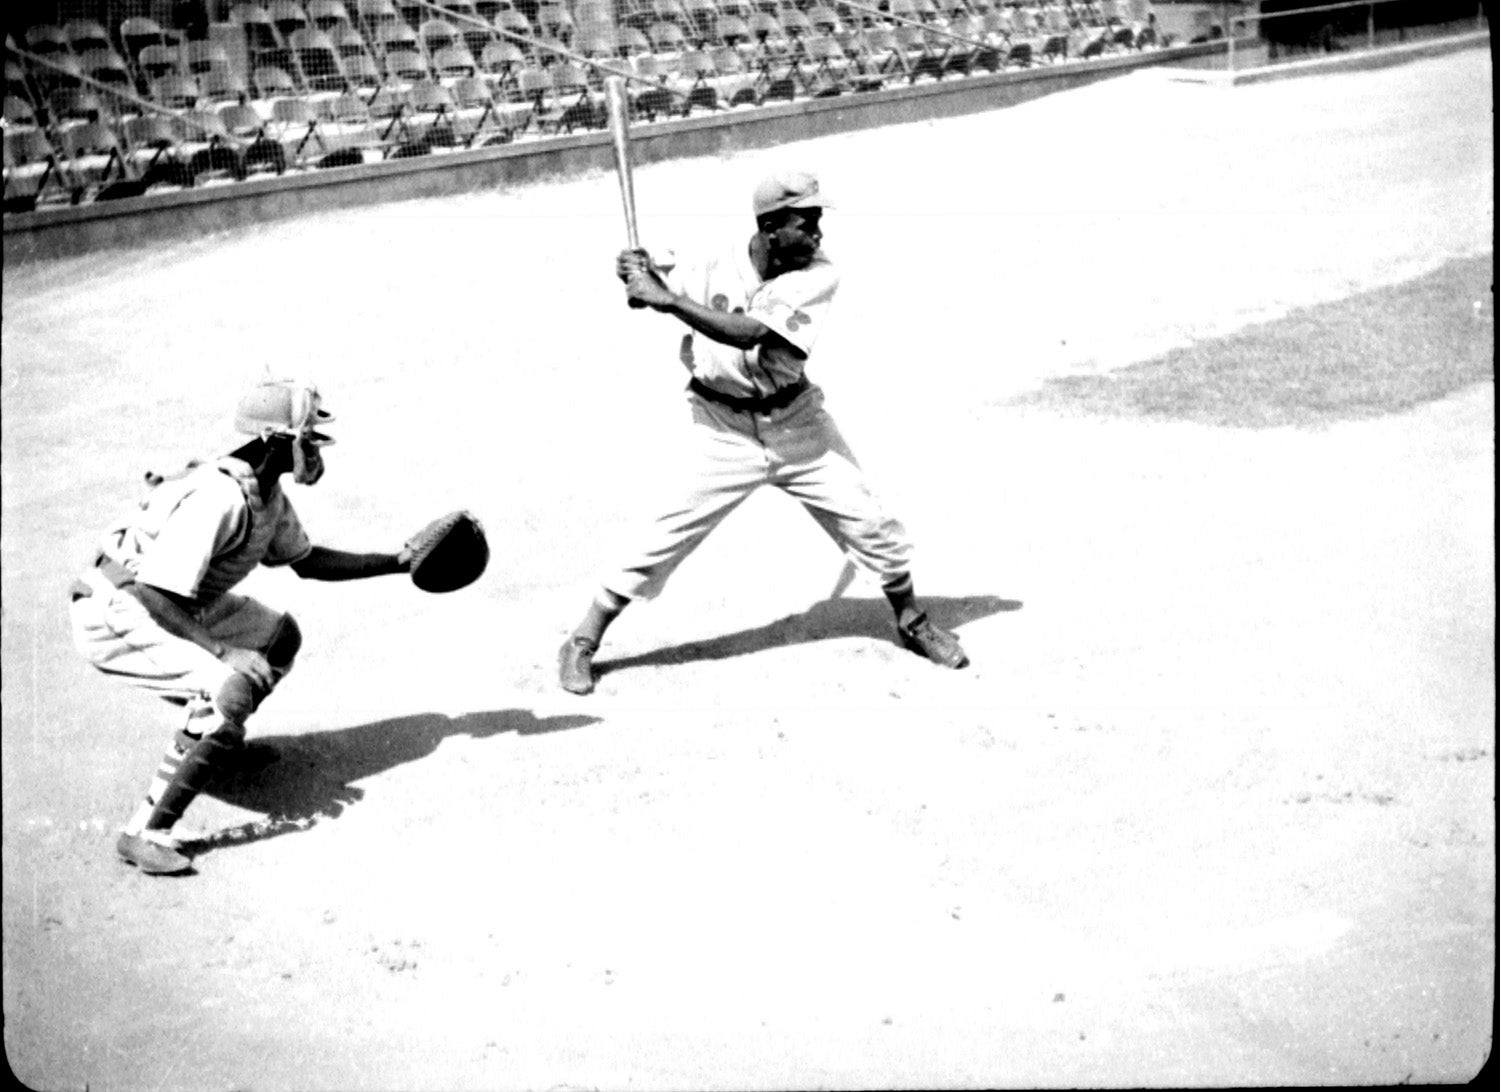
xmin=405 ymin=510 xmax=489 ymax=593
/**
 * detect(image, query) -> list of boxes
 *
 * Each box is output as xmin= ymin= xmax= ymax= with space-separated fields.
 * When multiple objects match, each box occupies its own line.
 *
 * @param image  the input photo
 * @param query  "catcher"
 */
xmin=68 ymin=380 xmax=487 ymax=876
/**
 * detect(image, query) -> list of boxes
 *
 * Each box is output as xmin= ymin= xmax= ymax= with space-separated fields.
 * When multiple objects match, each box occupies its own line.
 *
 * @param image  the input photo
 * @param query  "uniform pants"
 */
xmin=68 ymin=567 xmax=291 ymax=725
xmin=603 ymin=385 xmax=914 ymax=602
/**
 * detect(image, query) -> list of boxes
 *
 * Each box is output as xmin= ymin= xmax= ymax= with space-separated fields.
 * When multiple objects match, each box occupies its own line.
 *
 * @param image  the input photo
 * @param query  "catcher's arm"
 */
xmin=291 ymin=545 xmax=409 ymax=582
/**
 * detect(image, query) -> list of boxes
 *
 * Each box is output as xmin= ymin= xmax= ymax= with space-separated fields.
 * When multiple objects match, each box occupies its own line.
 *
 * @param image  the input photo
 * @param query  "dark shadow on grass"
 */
xmin=597 ymin=594 xmax=1020 ymax=679
xmin=182 ymin=709 xmax=599 ymax=857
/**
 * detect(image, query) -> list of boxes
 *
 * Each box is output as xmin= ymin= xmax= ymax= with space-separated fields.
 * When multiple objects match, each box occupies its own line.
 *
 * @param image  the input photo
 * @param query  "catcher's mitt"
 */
xmin=405 ymin=510 xmax=489 ymax=593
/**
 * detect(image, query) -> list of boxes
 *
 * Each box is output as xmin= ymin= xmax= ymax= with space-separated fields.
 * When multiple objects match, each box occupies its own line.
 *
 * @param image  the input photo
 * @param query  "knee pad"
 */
xmin=213 ymin=672 xmax=258 ymax=728
xmin=265 ymin=612 xmax=302 ymax=671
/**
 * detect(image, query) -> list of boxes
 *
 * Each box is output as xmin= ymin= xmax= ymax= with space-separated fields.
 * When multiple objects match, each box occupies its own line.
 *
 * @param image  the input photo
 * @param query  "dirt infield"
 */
xmin=3 ymin=46 xmax=1493 ymax=1090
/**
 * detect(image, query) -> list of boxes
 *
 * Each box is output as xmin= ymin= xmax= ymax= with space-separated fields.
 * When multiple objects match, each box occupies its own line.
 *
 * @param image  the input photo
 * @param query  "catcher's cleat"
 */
xmin=897 ymin=611 xmax=969 ymax=670
xmin=116 ymin=830 xmax=193 ymax=875
xmin=558 ymin=636 xmax=599 ymax=695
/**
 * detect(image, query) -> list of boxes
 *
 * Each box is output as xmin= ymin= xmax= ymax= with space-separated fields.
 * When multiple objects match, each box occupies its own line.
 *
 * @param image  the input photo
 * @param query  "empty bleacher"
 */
xmin=4 ymin=1 xmax=1170 ymax=211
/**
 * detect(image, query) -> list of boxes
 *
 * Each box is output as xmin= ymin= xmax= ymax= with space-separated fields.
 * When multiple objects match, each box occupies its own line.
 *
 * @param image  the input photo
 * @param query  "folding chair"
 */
xmin=252 ymin=65 xmax=299 ymax=99
xmin=419 ymin=18 xmax=463 ymax=58
xmin=708 ymin=45 xmax=760 ymax=105
xmin=432 ymin=45 xmax=480 ymax=81
xmin=678 ymin=50 xmax=722 ymax=111
xmin=58 ymin=120 xmax=131 ymax=189
xmin=778 ymin=10 xmax=812 ymax=42
xmin=65 ymin=20 xmax=115 ymax=55
xmin=49 ymin=88 xmax=108 ymax=124
xmin=355 ymin=0 xmax=403 ymax=38
xmin=137 ymin=44 xmax=184 ymax=83
xmin=269 ymin=0 xmax=313 ymax=40
xmin=802 ymin=35 xmax=851 ymax=94
xmin=1004 ymin=39 xmax=1033 ymax=66
xmin=291 ymin=28 xmax=350 ymax=90
xmin=618 ymin=27 xmax=653 ymax=57
xmin=119 ymin=17 xmax=178 ymax=64
xmin=479 ymin=40 xmax=528 ymax=91
xmin=122 ymin=114 xmax=186 ymax=177
xmin=385 ymin=48 xmax=433 ymax=83
xmin=493 ymin=10 xmax=536 ymax=41
xmin=537 ymin=2 xmax=577 ymax=42
xmin=648 ymin=21 xmax=688 ymax=58
xmin=4 ymin=125 xmax=69 ymax=208
xmin=627 ymin=55 xmax=679 ymax=119
xmin=1039 ymin=33 xmax=1068 ymax=62
xmin=577 ymin=27 xmax=620 ymax=59
xmin=308 ymin=0 xmax=356 ymax=31
xmin=24 ymin=25 xmax=72 ymax=58
xmin=679 ymin=0 xmax=719 ymax=42
xmin=200 ymin=68 xmax=251 ymax=105
xmin=229 ymin=4 xmax=288 ymax=66
xmin=80 ymin=50 xmax=136 ymax=92
xmin=151 ymin=75 xmax=203 ymax=109
xmin=449 ymin=75 xmax=504 ymax=143
xmin=271 ymin=95 xmax=328 ymax=160
xmin=804 ymin=5 xmax=842 ymax=35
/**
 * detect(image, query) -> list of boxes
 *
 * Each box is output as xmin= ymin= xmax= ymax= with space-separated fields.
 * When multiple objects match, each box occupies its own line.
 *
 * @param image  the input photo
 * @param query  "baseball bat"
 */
xmin=603 ymin=76 xmax=648 ymax=309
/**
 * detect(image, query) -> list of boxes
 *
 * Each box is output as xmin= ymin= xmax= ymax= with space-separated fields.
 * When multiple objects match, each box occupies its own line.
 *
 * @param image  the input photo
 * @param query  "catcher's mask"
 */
xmin=233 ymin=380 xmax=335 ymax=486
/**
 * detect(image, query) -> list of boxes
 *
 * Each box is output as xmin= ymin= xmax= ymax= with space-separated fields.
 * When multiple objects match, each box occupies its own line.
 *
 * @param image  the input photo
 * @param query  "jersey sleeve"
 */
xmin=745 ymin=259 xmax=840 ymax=355
xmin=133 ymin=477 xmax=248 ymax=598
xmin=260 ymin=497 xmax=312 ymax=567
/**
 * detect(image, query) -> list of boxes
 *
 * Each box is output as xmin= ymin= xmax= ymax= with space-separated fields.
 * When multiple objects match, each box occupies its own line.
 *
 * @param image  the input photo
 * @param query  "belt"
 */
xmin=689 ymin=377 xmax=809 ymax=415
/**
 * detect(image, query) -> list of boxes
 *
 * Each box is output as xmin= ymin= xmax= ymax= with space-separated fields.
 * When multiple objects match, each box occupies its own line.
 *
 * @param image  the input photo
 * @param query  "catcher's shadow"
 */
xmin=183 ymin=709 xmax=597 ymax=858
xmin=597 ymin=593 xmax=1020 ymax=678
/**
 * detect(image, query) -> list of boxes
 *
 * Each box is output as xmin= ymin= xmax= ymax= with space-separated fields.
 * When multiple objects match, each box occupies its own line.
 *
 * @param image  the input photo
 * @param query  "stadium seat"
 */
xmin=291 ymin=28 xmax=349 ymax=90
xmin=182 ymin=41 xmax=234 ymax=78
xmin=119 ymin=17 xmax=176 ymax=64
xmin=218 ymin=101 xmax=267 ymax=138
xmin=4 ymin=125 xmax=67 ymax=207
xmin=385 ymin=48 xmax=433 ymax=83
xmin=419 ymin=18 xmax=463 ymax=57
xmin=252 ymin=64 xmax=299 ymax=99
xmin=79 ymin=49 xmax=136 ymax=92
xmin=308 ymin=0 xmax=356 ymax=31
xmin=432 ymin=45 xmax=480 ymax=80
xmin=24 ymin=25 xmax=72 ymax=58
xmin=493 ymin=10 xmax=536 ymax=40
xmin=270 ymin=95 xmax=329 ymax=157
xmin=151 ymin=74 xmax=201 ymax=109
xmin=48 ymin=88 xmax=108 ymax=123
xmin=355 ymin=0 xmax=403 ymax=37
xmin=617 ymin=27 xmax=653 ymax=57
xmin=778 ymin=10 xmax=811 ymax=41
xmin=805 ymin=5 xmax=841 ymax=34
xmin=65 ymin=20 xmax=115 ymax=55
xmin=374 ymin=21 xmax=422 ymax=56
xmin=648 ymin=21 xmax=688 ymax=55
xmin=121 ymin=113 xmax=185 ymax=174
xmin=577 ymin=26 xmax=620 ymax=59
xmin=137 ymin=44 xmax=184 ymax=83
xmin=479 ymin=40 xmax=529 ymax=86
xmin=200 ymin=67 xmax=251 ymax=105
xmin=229 ymin=4 xmax=287 ymax=61
xmin=57 ymin=120 xmax=129 ymax=186
xmin=268 ymin=0 xmax=313 ymax=40
xmin=707 ymin=46 xmax=759 ymax=104
xmin=1039 ymin=33 xmax=1068 ymax=62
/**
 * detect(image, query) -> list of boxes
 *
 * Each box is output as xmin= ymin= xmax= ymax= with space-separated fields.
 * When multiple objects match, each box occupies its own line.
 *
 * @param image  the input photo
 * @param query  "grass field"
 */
xmin=1022 ymin=254 xmax=1495 ymax=426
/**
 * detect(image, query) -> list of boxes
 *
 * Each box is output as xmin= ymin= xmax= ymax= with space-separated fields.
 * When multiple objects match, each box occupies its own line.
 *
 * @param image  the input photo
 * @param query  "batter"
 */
xmin=559 ymin=169 xmax=969 ymax=695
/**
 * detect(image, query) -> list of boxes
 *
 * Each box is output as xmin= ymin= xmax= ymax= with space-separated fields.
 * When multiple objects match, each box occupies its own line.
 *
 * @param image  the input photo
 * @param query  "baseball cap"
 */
xmin=752 ymin=170 xmax=832 ymax=217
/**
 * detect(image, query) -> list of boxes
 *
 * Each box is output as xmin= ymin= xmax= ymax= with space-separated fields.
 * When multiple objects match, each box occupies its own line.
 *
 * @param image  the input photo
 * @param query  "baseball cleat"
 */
xmin=558 ymin=636 xmax=599 ymax=695
xmin=116 ymin=830 xmax=193 ymax=875
xmin=897 ymin=611 xmax=969 ymax=669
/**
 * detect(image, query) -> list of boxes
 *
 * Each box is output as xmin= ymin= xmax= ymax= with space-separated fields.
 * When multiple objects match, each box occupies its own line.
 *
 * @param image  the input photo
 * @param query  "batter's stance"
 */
xmin=559 ymin=169 xmax=968 ymax=695
xmin=69 ymin=380 xmax=412 ymax=875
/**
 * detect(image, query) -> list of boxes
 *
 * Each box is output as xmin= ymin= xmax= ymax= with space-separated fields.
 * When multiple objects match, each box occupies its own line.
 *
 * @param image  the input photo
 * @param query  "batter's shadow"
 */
xmin=182 ymin=709 xmax=598 ymax=858
xmin=597 ymin=594 xmax=1021 ymax=677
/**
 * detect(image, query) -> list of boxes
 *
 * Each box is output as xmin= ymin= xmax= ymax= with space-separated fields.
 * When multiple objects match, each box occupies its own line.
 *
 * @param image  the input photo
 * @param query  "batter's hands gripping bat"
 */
xmin=603 ymin=76 xmax=648 ymax=309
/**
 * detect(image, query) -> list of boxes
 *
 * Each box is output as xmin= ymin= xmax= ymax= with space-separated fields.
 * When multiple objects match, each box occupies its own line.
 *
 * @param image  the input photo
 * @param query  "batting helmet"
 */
xmin=233 ymin=380 xmax=335 ymax=446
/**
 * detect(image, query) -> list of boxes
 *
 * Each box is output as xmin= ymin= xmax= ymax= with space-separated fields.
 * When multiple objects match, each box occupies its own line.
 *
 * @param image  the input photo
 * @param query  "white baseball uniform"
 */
xmin=69 ymin=455 xmax=311 ymax=722
xmin=600 ymin=243 xmax=914 ymax=602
